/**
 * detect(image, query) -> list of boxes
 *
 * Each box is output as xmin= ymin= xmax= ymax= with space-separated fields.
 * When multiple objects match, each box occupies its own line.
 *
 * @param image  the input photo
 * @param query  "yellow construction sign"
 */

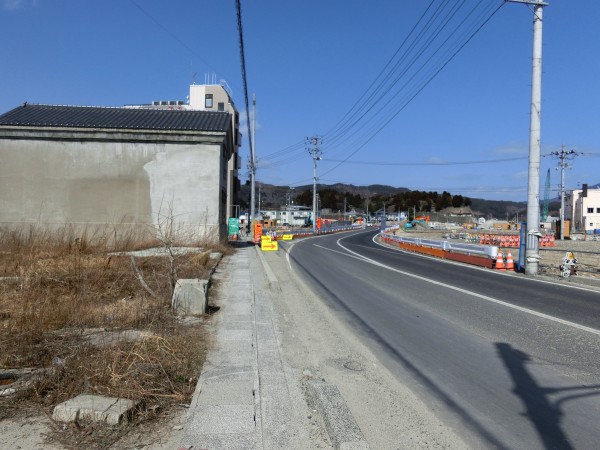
xmin=261 ymin=235 xmax=272 ymax=243
xmin=282 ymin=234 xmax=293 ymax=241
xmin=261 ymin=241 xmax=278 ymax=252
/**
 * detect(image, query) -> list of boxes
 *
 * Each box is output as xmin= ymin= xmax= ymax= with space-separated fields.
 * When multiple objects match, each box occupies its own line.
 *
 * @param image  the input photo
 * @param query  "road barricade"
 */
xmin=380 ymin=231 xmax=497 ymax=269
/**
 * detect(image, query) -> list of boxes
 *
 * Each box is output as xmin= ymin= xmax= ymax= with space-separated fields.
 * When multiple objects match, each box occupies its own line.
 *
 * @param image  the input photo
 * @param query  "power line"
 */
xmin=320 ymin=1 xmax=506 ymax=178
xmin=128 ymin=0 xmax=231 ymax=85
xmin=322 ymin=1 xmax=504 ymax=159
xmin=323 ymin=156 xmax=528 ymax=166
xmin=235 ymin=0 xmax=253 ymax=159
xmin=260 ymin=2 xmax=507 ymax=175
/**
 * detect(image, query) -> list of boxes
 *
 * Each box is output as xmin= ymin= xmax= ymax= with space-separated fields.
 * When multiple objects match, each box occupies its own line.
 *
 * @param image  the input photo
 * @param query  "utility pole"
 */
xmin=507 ymin=0 xmax=548 ymax=275
xmin=306 ymin=136 xmax=322 ymax=234
xmin=249 ymin=94 xmax=257 ymax=231
xmin=550 ymin=145 xmax=579 ymax=240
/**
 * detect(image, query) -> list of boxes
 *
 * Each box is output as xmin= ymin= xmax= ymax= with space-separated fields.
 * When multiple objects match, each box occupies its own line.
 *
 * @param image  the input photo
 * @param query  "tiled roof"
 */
xmin=0 ymin=104 xmax=231 ymax=132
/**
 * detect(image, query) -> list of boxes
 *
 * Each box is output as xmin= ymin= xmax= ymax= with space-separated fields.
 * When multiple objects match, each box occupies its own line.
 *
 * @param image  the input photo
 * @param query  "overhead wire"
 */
xmin=128 ymin=0 xmax=235 ymax=89
xmin=235 ymin=0 xmax=253 ymax=159
xmin=323 ymin=156 xmax=528 ymax=166
xmin=324 ymin=0 xmax=464 ymax=148
xmin=320 ymin=0 xmax=506 ymax=178
xmin=257 ymin=1 xmax=506 ymax=175
xmin=321 ymin=0 xmax=438 ymax=141
xmin=324 ymin=0 xmax=502 ymax=157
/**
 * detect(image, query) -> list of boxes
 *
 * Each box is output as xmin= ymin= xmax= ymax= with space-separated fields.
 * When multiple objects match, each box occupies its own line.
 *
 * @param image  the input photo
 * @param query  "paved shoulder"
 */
xmin=180 ymin=245 xmax=314 ymax=449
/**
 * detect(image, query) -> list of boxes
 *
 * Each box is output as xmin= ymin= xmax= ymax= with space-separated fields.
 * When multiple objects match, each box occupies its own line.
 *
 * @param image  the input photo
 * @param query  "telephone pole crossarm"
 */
xmin=549 ymin=146 xmax=580 ymax=241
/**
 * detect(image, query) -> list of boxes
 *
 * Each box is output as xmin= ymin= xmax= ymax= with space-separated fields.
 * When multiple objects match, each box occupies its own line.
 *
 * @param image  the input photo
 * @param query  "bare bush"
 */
xmin=0 ymin=222 xmax=225 ymax=441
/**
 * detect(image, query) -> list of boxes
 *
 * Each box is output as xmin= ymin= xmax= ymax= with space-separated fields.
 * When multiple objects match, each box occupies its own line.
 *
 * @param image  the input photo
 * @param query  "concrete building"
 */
xmin=127 ymin=83 xmax=242 ymax=223
xmin=566 ymin=184 xmax=600 ymax=233
xmin=0 ymin=86 xmax=241 ymax=242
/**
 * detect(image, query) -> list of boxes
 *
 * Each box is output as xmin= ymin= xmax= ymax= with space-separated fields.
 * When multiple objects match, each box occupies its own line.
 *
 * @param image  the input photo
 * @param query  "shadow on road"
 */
xmin=496 ymin=342 xmax=600 ymax=450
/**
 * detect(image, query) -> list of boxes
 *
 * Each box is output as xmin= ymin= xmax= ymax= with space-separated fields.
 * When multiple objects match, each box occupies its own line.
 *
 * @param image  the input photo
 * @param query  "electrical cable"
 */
xmin=323 ymin=156 xmax=528 ymax=166
xmin=128 ymin=0 xmax=233 ymax=87
xmin=235 ymin=0 xmax=253 ymax=160
xmin=324 ymin=1 xmax=502 ymax=157
xmin=320 ymin=1 xmax=506 ymax=178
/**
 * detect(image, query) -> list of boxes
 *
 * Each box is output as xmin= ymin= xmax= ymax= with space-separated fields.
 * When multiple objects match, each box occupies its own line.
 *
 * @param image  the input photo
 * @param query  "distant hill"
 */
xmin=239 ymin=181 xmax=562 ymax=219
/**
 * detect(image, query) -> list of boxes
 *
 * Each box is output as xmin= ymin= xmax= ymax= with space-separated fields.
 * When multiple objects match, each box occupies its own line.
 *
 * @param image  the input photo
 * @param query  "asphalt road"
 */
xmin=285 ymin=229 xmax=600 ymax=450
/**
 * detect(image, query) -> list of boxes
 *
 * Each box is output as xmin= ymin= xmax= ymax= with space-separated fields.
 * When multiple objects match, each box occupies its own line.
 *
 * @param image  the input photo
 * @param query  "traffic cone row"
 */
xmin=495 ymin=251 xmax=515 ymax=271
xmin=479 ymin=234 xmax=520 ymax=247
xmin=540 ymin=234 xmax=556 ymax=247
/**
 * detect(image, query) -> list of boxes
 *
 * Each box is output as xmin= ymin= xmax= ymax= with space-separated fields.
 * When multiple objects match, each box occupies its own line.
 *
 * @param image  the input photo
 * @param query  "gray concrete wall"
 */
xmin=0 ymin=130 xmax=227 ymax=241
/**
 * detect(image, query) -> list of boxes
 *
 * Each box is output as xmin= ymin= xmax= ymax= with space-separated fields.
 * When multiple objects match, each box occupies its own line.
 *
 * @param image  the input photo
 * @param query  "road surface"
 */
xmin=284 ymin=229 xmax=600 ymax=449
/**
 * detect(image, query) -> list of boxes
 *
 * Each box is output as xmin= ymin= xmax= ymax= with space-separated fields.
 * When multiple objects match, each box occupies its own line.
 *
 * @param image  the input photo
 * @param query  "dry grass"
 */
xmin=0 ymin=224 xmax=233 ymax=447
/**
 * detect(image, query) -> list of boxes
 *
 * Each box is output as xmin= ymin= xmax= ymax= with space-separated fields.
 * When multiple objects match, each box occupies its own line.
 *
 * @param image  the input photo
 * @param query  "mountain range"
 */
xmin=240 ymin=181 xmax=575 ymax=220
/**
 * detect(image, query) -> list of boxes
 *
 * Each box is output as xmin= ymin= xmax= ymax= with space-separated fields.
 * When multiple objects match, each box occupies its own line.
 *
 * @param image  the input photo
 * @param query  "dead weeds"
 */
xmin=0 ymin=224 xmax=233 ymax=447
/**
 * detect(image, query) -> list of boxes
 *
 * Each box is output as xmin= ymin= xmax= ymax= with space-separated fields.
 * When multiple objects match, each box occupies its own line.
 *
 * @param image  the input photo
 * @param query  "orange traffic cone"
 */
xmin=495 ymin=251 xmax=506 ymax=270
xmin=505 ymin=251 xmax=515 ymax=271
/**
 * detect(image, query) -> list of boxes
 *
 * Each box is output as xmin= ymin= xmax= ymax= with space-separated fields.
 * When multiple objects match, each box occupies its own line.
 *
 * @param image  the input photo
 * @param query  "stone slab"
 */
xmin=172 ymin=278 xmax=208 ymax=316
xmin=52 ymin=394 xmax=138 ymax=425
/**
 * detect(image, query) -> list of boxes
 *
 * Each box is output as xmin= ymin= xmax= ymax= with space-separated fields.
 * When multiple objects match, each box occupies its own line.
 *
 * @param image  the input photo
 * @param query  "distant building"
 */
xmin=0 ymin=84 xmax=241 ymax=242
xmin=566 ymin=184 xmax=600 ymax=233
xmin=258 ymin=205 xmax=312 ymax=227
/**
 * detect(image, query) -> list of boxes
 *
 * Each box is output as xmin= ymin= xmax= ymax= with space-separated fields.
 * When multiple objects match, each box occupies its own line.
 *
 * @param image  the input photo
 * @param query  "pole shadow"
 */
xmin=495 ymin=342 xmax=600 ymax=450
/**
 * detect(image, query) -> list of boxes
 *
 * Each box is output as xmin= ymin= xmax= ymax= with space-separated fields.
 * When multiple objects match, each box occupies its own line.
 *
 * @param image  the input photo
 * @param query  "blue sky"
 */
xmin=1 ymin=0 xmax=599 ymax=202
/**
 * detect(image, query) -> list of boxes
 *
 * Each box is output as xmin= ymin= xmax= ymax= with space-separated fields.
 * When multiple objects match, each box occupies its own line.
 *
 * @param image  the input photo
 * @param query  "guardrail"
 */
xmin=380 ymin=229 xmax=500 ymax=269
xmin=383 ymin=233 xmax=498 ymax=259
xmin=267 ymin=224 xmax=365 ymax=240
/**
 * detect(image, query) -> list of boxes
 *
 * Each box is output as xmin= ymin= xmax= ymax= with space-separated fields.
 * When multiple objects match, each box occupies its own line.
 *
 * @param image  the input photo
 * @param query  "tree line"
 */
xmin=295 ymin=188 xmax=471 ymax=215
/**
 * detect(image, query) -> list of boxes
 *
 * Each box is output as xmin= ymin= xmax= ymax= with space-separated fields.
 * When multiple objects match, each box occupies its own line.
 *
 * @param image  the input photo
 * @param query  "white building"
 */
xmin=566 ymin=184 xmax=600 ymax=233
xmin=259 ymin=206 xmax=312 ymax=227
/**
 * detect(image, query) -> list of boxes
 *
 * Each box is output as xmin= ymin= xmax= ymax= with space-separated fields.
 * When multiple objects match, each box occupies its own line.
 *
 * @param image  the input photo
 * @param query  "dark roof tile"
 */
xmin=0 ymin=104 xmax=231 ymax=132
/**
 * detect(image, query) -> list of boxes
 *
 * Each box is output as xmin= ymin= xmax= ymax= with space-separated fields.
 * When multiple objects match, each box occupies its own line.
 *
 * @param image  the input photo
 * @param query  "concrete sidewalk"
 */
xmin=179 ymin=243 xmax=310 ymax=449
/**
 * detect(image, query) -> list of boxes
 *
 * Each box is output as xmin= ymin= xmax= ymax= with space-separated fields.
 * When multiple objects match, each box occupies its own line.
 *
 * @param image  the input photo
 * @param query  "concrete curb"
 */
xmin=306 ymin=380 xmax=370 ymax=450
xmin=255 ymin=244 xmax=279 ymax=289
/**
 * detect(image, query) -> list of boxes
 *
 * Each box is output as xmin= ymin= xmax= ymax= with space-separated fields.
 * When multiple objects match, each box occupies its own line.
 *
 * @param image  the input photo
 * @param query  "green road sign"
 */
xmin=228 ymin=217 xmax=240 ymax=235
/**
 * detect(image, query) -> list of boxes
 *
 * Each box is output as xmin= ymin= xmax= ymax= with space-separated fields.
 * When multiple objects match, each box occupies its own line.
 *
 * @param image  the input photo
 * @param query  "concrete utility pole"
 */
xmin=249 ymin=94 xmax=257 ymax=229
xmin=508 ymin=0 xmax=548 ymax=275
xmin=306 ymin=136 xmax=322 ymax=234
xmin=550 ymin=146 xmax=579 ymax=240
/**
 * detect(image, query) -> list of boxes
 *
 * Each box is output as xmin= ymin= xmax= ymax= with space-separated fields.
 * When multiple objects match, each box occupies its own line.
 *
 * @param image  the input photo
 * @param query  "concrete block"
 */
xmin=52 ymin=394 xmax=138 ymax=425
xmin=172 ymin=279 xmax=209 ymax=316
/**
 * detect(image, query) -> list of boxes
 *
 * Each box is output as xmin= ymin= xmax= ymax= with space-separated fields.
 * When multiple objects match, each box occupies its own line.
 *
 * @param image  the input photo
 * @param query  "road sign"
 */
xmin=261 ymin=235 xmax=272 ymax=243
xmin=254 ymin=223 xmax=263 ymax=244
xmin=228 ymin=217 xmax=239 ymax=236
xmin=261 ymin=241 xmax=278 ymax=251
xmin=282 ymin=234 xmax=293 ymax=241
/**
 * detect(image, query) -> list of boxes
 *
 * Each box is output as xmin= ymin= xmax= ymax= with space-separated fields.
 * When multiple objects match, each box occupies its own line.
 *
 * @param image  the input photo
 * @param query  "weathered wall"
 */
xmin=0 ymin=133 xmax=226 ymax=241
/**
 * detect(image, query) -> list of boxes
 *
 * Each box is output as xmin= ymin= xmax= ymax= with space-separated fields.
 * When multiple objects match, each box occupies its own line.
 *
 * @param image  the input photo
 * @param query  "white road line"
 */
xmin=313 ymin=236 xmax=600 ymax=337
